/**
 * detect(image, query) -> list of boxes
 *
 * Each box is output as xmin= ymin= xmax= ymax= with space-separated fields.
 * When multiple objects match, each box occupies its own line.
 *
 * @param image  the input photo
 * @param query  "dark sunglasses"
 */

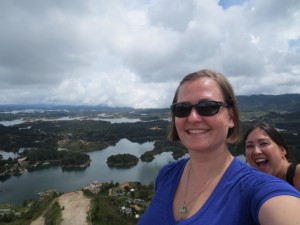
xmin=170 ymin=100 xmax=232 ymax=118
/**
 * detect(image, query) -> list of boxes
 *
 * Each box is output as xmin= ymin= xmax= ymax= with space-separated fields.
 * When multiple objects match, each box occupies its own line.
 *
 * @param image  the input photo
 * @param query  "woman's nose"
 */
xmin=187 ymin=107 xmax=202 ymax=121
xmin=253 ymin=145 xmax=262 ymax=154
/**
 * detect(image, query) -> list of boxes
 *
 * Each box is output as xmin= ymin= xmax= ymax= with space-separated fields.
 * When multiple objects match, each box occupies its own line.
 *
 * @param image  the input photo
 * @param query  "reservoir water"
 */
xmin=0 ymin=138 xmax=184 ymax=205
xmin=0 ymin=116 xmax=246 ymax=206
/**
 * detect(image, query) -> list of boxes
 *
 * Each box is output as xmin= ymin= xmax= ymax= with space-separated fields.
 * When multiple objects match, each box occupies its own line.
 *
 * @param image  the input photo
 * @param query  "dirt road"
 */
xmin=59 ymin=191 xmax=91 ymax=225
xmin=31 ymin=190 xmax=91 ymax=225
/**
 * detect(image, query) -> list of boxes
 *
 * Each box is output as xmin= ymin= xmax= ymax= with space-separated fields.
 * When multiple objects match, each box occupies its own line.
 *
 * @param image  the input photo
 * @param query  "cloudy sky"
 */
xmin=0 ymin=0 xmax=299 ymax=108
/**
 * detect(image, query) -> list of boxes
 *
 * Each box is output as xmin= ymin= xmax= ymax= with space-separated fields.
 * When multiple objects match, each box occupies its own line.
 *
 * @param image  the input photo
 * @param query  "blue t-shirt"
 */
xmin=137 ymin=157 xmax=300 ymax=225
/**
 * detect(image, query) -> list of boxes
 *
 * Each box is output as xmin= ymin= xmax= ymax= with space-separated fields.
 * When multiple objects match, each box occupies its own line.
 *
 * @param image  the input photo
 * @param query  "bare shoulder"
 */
xmin=295 ymin=163 xmax=300 ymax=174
xmin=294 ymin=164 xmax=300 ymax=191
xmin=259 ymin=195 xmax=300 ymax=225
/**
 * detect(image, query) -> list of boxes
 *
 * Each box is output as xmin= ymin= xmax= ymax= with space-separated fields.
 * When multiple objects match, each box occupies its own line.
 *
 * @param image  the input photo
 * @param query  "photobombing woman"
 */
xmin=244 ymin=122 xmax=300 ymax=191
xmin=137 ymin=69 xmax=300 ymax=225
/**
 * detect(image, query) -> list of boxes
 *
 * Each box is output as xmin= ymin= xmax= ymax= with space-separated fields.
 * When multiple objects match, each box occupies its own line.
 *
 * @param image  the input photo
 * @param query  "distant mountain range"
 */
xmin=237 ymin=94 xmax=300 ymax=112
xmin=0 ymin=94 xmax=299 ymax=112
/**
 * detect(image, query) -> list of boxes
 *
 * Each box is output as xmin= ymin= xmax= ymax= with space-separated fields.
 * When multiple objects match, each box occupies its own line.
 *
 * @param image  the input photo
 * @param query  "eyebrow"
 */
xmin=246 ymin=137 xmax=271 ymax=144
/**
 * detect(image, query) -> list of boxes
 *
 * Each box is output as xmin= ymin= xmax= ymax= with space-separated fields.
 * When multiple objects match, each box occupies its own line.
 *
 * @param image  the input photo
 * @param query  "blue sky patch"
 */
xmin=219 ymin=0 xmax=248 ymax=9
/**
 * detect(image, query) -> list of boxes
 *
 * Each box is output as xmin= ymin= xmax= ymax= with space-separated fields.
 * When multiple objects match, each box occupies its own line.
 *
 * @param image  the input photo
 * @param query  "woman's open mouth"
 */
xmin=255 ymin=158 xmax=268 ymax=167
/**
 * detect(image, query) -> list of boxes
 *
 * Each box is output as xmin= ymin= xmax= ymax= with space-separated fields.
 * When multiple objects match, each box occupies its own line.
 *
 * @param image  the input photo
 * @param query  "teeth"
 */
xmin=188 ymin=129 xmax=208 ymax=134
xmin=255 ymin=158 xmax=268 ymax=167
xmin=255 ymin=159 xmax=267 ymax=163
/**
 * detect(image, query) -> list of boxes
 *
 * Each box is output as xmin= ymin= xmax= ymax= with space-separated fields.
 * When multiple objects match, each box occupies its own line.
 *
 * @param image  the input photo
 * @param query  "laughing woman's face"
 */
xmin=245 ymin=128 xmax=287 ymax=177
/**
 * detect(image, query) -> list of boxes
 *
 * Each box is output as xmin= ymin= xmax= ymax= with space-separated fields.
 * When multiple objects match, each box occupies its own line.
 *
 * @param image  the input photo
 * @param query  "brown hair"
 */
xmin=168 ymin=69 xmax=241 ymax=144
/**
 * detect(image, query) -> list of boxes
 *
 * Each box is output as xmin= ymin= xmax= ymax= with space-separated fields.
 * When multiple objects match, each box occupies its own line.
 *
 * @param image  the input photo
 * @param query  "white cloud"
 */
xmin=0 ymin=0 xmax=299 ymax=108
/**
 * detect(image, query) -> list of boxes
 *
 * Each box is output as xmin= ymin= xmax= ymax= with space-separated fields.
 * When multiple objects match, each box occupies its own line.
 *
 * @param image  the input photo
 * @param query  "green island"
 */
xmin=107 ymin=153 xmax=139 ymax=168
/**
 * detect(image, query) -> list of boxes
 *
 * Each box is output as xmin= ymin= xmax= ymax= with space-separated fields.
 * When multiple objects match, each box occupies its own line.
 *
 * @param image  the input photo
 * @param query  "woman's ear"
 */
xmin=228 ymin=108 xmax=235 ymax=129
xmin=280 ymin=146 xmax=287 ymax=157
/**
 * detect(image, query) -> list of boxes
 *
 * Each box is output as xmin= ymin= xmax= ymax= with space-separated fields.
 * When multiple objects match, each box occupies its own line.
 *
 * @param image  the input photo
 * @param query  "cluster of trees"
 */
xmin=0 ymin=155 xmax=17 ymax=175
xmin=85 ymin=181 xmax=154 ymax=225
xmin=23 ymin=148 xmax=90 ymax=167
xmin=106 ymin=154 xmax=139 ymax=168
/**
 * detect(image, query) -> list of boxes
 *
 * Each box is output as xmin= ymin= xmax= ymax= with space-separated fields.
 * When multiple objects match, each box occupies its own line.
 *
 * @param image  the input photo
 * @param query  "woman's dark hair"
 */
xmin=168 ymin=69 xmax=241 ymax=144
xmin=243 ymin=122 xmax=290 ymax=158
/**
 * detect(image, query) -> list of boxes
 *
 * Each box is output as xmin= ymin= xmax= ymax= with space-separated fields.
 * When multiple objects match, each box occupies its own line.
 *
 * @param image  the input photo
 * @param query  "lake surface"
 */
xmin=0 ymin=138 xmax=246 ymax=205
xmin=0 ymin=139 xmax=183 ymax=205
xmin=0 ymin=117 xmax=141 ymax=127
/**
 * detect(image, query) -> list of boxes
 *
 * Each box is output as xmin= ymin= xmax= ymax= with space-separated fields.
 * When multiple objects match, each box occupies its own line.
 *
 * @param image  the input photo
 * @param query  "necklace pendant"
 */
xmin=179 ymin=206 xmax=187 ymax=214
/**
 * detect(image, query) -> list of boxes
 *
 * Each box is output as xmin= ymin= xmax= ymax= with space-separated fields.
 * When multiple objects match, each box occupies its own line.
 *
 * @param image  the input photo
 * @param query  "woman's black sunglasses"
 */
xmin=170 ymin=100 xmax=232 ymax=118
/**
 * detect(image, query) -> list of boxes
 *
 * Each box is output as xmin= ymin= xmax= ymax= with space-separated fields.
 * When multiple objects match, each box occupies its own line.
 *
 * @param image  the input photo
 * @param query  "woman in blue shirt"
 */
xmin=137 ymin=69 xmax=300 ymax=225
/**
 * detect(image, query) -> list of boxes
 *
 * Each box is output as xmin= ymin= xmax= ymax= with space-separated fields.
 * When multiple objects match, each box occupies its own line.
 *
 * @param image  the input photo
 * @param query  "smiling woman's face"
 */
xmin=175 ymin=77 xmax=234 ymax=153
xmin=245 ymin=128 xmax=287 ymax=176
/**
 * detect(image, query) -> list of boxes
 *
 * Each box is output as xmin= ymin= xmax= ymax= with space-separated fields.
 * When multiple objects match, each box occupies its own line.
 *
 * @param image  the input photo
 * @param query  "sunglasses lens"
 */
xmin=171 ymin=101 xmax=226 ymax=117
xmin=195 ymin=102 xmax=220 ymax=116
xmin=171 ymin=103 xmax=192 ymax=117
